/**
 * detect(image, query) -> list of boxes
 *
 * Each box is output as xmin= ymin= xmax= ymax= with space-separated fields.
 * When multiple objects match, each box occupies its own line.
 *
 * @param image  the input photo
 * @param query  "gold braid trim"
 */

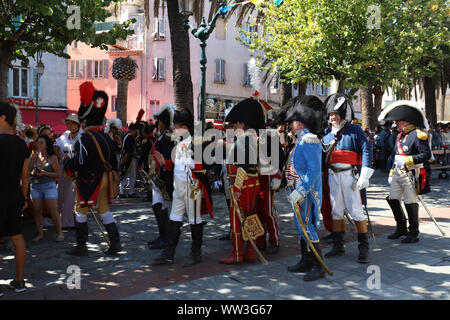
xmin=234 ymin=167 xmax=248 ymax=191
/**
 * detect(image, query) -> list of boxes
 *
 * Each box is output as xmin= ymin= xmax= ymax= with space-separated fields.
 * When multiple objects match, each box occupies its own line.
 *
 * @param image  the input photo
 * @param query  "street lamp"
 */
xmin=35 ymin=54 xmax=45 ymax=126
xmin=178 ymin=0 xmax=228 ymax=133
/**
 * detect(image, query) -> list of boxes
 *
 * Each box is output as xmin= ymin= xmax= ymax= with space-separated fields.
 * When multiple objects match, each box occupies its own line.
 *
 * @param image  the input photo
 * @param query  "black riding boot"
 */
xmin=152 ymin=220 xmax=183 ymax=265
xmin=287 ymin=238 xmax=313 ymax=272
xmin=402 ymin=203 xmax=420 ymax=243
xmin=66 ymin=222 xmax=89 ymax=256
xmin=183 ymin=222 xmax=205 ymax=267
xmin=304 ymin=243 xmax=326 ymax=281
xmin=386 ymin=197 xmax=408 ymax=239
xmin=357 ymin=233 xmax=370 ymax=263
xmin=104 ymin=223 xmax=122 ymax=255
xmin=148 ymin=204 xmax=169 ymax=249
xmin=325 ymin=232 xmax=345 ymax=258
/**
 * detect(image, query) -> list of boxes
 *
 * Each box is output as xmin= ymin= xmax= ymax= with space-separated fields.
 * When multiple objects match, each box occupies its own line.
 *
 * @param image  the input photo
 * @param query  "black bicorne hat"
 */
xmin=283 ymin=95 xmax=327 ymax=136
xmin=173 ymin=108 xmax=194 ymax=131
xmin=225 ymin=98 xmax=265 ymax=131
xmin=324 ymin=93 xmax=354 ymax=122
xmin=378 ymin=100 xmax=429 ymax=130
xmin=78 ymin=82 xmax=108 ymax=127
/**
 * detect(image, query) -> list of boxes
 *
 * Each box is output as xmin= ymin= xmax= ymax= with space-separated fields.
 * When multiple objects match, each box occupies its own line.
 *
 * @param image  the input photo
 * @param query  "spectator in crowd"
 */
xmin=55 ymin=114 xmax=82 ymax=229
xmin=431 ymin=124 xmax=443 ymax=150
xmin=375 ymin=124 xmax=391 ymax=171
xmin=29 ymin=134 xmax=64 ymax=242
xmin=0 ymin=102 xmax=29 ymax=294
xmin=385 ymin=124 xmax=398 ymax=170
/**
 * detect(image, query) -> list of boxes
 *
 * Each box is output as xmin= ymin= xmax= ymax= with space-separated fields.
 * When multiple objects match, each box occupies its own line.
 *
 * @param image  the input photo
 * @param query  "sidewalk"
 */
xmin=0 ymin=170 xmax=449 ymax=300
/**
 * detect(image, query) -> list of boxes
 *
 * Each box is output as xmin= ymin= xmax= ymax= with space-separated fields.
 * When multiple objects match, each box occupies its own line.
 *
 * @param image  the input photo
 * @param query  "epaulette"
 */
xmin=416 ymin=129 xmax=428 ymax=141
xmin=302 ymin=133 xmax=320 ymax=144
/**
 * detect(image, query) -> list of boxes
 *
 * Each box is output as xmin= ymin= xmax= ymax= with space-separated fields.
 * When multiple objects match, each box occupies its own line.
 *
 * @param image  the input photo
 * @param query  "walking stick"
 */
xmin=287 ymin=186 xmax=333 ymax=276
xmin=89 ymin=208 xmax=111 ymax=247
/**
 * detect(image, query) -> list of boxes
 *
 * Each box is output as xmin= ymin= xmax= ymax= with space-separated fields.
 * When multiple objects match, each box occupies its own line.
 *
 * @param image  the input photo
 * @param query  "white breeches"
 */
xmin=152 ymin=183 xmax=168 ymax=210
xmin=328 ymin=168 xmax=365 ymax=221
xmin=389 ymin=169 xmax=417 ymax=204
xmin=170 ymin=178 xmax=203 ymax=224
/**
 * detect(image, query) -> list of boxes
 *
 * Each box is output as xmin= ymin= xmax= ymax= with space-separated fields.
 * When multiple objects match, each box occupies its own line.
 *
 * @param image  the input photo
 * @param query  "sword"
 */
xmin=363 ymin=204 xmax=377 ymax=248
xmin=230 ymin=188 xmax=268 ymax=265
xmin=404 ymin=166 xmax=446 ymax=236
xmin=287 ymin=186 xmax=333 ymax=276
xmin=89 ymin=208 xmax=111 ymax=247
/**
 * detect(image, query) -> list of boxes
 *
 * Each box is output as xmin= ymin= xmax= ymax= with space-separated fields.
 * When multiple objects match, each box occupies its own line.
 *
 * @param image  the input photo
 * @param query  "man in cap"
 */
xmin=147 ymin=104 xmax=176 ymax=250
xmin=152 ymin=109 xmax=213 ymax=266
xmin=281 ymin=95 xmax=328 ymax=281
xmin=378 ymin=100 xmax=432 ymax=243
xmin=65 ymin=82 xmax=121 ymax=256
xmin=219 ymin=98 xmax=265 ymax=264
xmin=322 ymin=93 xmax=374 ymax=264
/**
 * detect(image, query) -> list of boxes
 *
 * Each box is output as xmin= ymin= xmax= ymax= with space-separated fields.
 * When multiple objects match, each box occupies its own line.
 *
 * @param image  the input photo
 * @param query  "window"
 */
xmin=86 ymin=60 xmax=109 ymax=79
xmin=148 ymin=100 xmax=160 ymax=120
xmin=317 ymin=85 xmax=328 ymax=96
xmin=68 ymin=60 xmax=84 ymax=79
xmin=241 ymin=23 xmax=258 ymax=45
xmin=153 ymin=18 xmax=166 ymax=40
xmin=71 ymin=41 xmax=78 ymax=49
xmin=152 ymin=58 xmax=165 ymax=81
xmin=271 ymin=73 xmax=280 ymax=92
xmin=214 ymin=59 xmax=226 ymax=83
xmin=243 ymin=63 xmax=251 ymax=87
xmin=12 ymin=67 xmax=29 ymax=98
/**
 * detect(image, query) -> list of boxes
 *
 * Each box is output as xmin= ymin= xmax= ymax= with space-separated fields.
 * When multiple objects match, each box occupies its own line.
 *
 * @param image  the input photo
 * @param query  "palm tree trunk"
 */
xmin=167 ymin=1 xmax=194 ymax=115
xmin=116 ymin=79 xmax=129 ymax=125
xmin=280 ymin=81 xmax=292 ymax=107
xmin=360 ymin=86 xmax=374 ymax=132
xmin=0 ymin=44 xmax=14 ymax=102
xmin=424 ymin=76 xmax=436 ymax=126
xmin=373 ymin=85 xmax=384 ymax=129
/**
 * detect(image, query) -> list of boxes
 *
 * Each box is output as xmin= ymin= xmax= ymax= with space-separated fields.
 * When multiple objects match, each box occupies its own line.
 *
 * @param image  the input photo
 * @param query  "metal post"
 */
xmin=199 ymin=41 xmax=207 ymax=134
xmin=35 ymin=72 xmax=39 ymax=126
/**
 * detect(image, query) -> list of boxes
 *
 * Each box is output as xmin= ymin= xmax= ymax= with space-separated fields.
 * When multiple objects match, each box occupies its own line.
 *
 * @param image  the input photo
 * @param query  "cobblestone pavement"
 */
xmin=0 ymin=169 xmax=449 ymax=300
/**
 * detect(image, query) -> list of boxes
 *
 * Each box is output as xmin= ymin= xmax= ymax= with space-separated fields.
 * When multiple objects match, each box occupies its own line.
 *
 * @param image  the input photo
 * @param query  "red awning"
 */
xmin=20 ymin=108 xmax=72 ymax=135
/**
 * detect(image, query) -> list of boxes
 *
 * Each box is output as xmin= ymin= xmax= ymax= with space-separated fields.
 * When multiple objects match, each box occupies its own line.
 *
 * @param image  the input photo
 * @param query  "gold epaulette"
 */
xmin=416 ymin=129 xmax=428 ymax=141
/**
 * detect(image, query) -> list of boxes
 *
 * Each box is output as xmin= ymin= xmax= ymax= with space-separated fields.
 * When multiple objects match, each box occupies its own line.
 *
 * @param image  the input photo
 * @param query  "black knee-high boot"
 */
xmin=148 ymin=204 xmax=169 ymax=249
xmin=152 ymin=221 xmax=183 ymax=265
xmin=183 ymin=222 xmax=205 ymax=267
xmin=304 ymin=243 xmax=326 ymax=281
xmin=287 ymin=238 xmax=313 ymax=272
xmin=386 ymin=197 xmax=408 ymax=239
xmin=66 ymin=221 xmax=88 ymax=256
xmin=402 ymin=203 xmax=420 ymax=243
xmin=104 ymin=223 xmax=122 ymax=255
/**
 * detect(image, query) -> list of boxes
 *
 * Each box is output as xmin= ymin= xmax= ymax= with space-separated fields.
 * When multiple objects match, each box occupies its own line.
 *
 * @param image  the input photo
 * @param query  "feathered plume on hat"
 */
xmin=154 ymin=103 xmax=177 ymax=130
xmin=378 ymin=100 xmax=429 ymax=130
xmin=247 ymin=58 xmax=273 ymax=117
xmin=104 ymin=118 xmax=123 ymax=134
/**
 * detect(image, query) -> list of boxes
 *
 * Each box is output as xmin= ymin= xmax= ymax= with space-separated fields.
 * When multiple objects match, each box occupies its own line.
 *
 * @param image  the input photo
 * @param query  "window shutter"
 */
xmin=78 ymin=60 xmax=84 ymax=78
xmin=32 ymin=68 xmax=37 ymax=99
xmin=214 ymin=59 xmax=221 ymax=82
xmin=159 ymin=58 xmax=165 ymax=80
xmin=243 ymin=63 xmax=249 ymax=86
xmin=7 ymin=68 xmax=11 ymax=97
xmin=159 ymin=19 xmax=165 ymax=39
xmin=152 ymin=57 xmax=158 ymax=80
xmin=221 ymin=59 xmax=226 ymax=83
xmin=86 ymin=60 xmax=93 ymax=78
xmin=103 ymin=60 xmax=108 ymax=78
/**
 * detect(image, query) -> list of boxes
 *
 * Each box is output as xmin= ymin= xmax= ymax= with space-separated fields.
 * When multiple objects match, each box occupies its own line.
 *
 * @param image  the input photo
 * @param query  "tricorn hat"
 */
xmin=378 ymin=100 xmax=429 ymax=130
xmin=225 ymin=98 xmax=265 ymax=130
xmin=324 ymin=93 xmax=354 ymax=122
xmin=282 ymin=95 xmax=327 ymax=136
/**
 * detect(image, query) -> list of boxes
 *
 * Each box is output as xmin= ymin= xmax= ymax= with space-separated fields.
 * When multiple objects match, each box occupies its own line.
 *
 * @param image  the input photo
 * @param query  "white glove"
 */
xmin=288 ymin=189 xmax=305 ymax=205
xmin=388 ymin=176 xmax=393 ymax=185
xmin=356 ymin=167 xmax=375 ymax=190
xmin=271 ymin=177 xmax=282 ymax=190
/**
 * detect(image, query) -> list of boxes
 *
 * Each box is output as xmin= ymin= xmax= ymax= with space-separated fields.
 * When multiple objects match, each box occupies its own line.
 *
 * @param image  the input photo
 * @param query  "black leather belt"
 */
xmin=329 ymin=165 xmax=354 ymax=173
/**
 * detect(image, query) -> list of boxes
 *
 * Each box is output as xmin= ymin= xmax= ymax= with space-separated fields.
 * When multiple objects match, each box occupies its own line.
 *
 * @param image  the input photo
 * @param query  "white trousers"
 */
xmin=328 ymin=168 xmax=365 ymax=221
xmin=389 ymin=169 xmax=417 ymax=204
xmin=152 ymin=183 xmax=168 ymax=210
xmin=170 ymin=178 xmax=203 ymax=225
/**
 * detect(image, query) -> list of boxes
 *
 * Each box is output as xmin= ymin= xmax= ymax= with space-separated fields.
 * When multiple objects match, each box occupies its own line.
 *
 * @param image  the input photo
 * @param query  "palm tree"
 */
xmin=112 ymin=57 xmax=138 ymax=125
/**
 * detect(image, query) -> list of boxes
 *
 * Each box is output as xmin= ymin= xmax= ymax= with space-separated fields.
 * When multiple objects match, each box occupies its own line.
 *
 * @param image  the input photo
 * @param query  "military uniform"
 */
xmin=378 ymin=101 xmax=432 ymax=243
xmin=65 ymin=82 xmax=121 ymax=256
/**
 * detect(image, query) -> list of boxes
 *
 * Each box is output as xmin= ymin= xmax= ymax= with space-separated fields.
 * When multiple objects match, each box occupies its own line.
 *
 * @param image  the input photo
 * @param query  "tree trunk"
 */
xmin=167 ymin=1 xmax=194 ymax=116
xmin=423 ymin=76 xmax=436 ymax=126
xmin=360 ymin=86 xmax=374 ymax=132
xmin=280 ymin=81 xmax=292 ymax=107
xmin=373 ymin=85 xmax=385 ymax=129
xmin=440 ymin=63 xmax=448 ymax=121
xmin=0 ymin=43 xmax=14 ymax=102
xmin=116 ymin=79 xmax=129 ymax=125
xmin=298 ymin=80 xmax=307 ymax=98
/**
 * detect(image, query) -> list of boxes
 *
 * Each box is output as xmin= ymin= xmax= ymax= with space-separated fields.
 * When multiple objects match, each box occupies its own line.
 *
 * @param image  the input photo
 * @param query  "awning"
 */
xmin=19 ymin=107 xmax=72 ymax=135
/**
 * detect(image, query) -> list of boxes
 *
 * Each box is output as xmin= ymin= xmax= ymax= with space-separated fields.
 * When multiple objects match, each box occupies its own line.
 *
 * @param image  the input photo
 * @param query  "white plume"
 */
xmin=248 ymin=58 xmax=261 ymax=93
xmin=105 ymin=118 xmax=123 ymax=133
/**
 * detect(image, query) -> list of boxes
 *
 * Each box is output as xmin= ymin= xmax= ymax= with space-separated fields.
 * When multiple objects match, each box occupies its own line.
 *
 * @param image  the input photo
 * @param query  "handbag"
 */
xmin=86 ymin=132 xmax=120 ymax=199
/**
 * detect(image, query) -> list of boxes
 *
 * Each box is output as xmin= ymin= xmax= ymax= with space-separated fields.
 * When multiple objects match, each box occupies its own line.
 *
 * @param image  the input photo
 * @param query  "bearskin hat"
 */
xmin=282 ymin=95 xmax=327 ymax=136
xmin=225 ymin=98 xmax=265 ymax=130
xmin=78 ymin=81 xmax=108 ymax=127
xmin=378 ymin=100 xmax=429 ymax=130
xmin=324 ymin=93 xmax=354 ymax=122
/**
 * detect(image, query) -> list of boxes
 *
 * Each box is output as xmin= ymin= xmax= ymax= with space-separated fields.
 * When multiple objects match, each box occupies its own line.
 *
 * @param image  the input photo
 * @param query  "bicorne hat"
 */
xmin=378 ymin=100 xmax=429 ymax=130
